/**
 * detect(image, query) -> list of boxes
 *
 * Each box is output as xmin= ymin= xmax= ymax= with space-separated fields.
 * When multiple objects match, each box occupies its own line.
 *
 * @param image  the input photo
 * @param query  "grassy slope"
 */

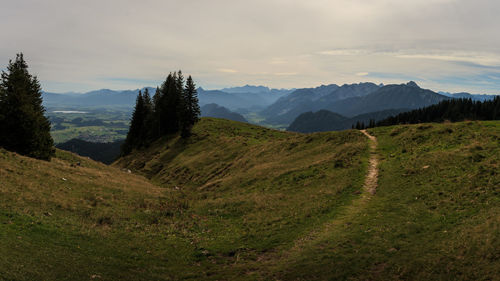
xmin=115 ymin=118 xmax=369 ymax=279
xmin=2 ymin=118 xmax=498 ymax=280
xmin=1 ymin=118 xmax=369 ymax=280
xmin=275 ymin=121 xmax=499 ymax=280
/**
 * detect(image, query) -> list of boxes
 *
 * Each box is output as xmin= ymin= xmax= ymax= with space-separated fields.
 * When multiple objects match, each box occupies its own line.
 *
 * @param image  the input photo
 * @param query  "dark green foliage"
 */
xmin=56 ymin=138 xmax=123 ymax=164
xmin=368 ymin=119 xmax=375 ymax=128
xmin=288 ymin=109 xmax=407 ymax=133
xmin=121 ymin=90 xmax=152 ymax=155
xmin=180 ymin=75 xmax=200 ymax=137
xmin=0 ymin=53 xmax=54 ymax=160
xmin=121 ymin=71 xmax=200 ymax=155
xmin=377 ymin=97 xmax=500 ymax=127
xmin=156 ymin=73 xmax=181 ymax=135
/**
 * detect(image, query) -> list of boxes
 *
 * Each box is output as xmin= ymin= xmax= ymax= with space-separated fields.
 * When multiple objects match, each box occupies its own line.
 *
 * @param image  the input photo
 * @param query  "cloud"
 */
xmin=0 ymin=0 xmax=499 ymax=93
xmin=274 ymin=72 xmax=298 ymax=76
xmin=318 ymin=49 xmax=369 ymax=56
xmin=396 ymin=52 xmax=500 ymax=67
xmin=217 ymin=68 xmax=238 ymax=73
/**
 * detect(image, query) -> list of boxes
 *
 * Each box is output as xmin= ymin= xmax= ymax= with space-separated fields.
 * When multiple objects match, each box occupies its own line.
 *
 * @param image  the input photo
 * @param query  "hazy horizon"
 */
xmin=2 ymin=0 xmax=500 ymax=94
xmin=42 ymin=81 xmax=498 ymax=96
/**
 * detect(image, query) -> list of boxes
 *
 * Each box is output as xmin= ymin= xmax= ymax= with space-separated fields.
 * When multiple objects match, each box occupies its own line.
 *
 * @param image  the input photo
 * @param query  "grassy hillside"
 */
xmin=273 ymin=121 xmax=499 ymax=280
xmin=1 ymin=118 xmax=498 ymax=280
xmin=1 ymin=118 xmax=369 ymax=280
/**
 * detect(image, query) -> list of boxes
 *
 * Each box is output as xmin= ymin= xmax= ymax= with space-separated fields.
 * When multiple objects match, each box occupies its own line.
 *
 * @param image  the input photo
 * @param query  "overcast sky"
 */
xmin=1 ymin=0 xmax=500 ymax=94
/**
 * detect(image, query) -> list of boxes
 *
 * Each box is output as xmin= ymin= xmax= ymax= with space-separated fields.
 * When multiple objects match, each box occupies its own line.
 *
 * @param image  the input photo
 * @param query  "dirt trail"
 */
xmin=360 ymin=130 xmax=378 ymax=194
xmin=254 ymin=130 xmax=381 ymax=272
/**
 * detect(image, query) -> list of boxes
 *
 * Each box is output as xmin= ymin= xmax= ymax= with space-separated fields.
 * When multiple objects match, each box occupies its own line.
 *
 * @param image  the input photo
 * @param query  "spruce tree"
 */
xmin=121 ymin=70 xmax=201 ymax=155
xmin=185 ymin=75 xmax=200 ymax=126
xmin=0 ymin=53 xmax=54 ymax=160
xmin=152 ymin=86 xmax=162 ymax=138
xmin=158 ymin=73 xmax=182 ymax=135
xmin=180 ymin=75 xmax=200 ymax=138
xmin=142 ymin=88 xmax=154 ymax=141
xmin=121 ymin=91 xmax=147 ymax=155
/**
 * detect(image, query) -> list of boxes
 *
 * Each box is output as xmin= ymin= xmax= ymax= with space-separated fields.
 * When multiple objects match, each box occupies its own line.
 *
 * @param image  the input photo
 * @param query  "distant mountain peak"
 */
xmin=406 ymin=81 xmax=419 ymax=88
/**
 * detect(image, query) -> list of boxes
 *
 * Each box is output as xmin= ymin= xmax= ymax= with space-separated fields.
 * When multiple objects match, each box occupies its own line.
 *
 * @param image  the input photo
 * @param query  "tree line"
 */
xmin=351 ymin=97 xmax=500 ymax=129
xmin=121 ymin=71 xmax=200 ymax=155
xmin=375 ymin=97 xmax=499 ymax=127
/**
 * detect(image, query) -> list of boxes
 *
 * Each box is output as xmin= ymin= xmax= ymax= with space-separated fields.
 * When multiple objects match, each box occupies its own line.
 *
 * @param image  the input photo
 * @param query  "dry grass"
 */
xmin=2 ymin=118 xmax=497 ymax=280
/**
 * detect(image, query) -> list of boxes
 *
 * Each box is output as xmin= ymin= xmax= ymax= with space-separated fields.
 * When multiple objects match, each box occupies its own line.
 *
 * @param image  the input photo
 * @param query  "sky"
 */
xmin=1 ymin=0 xmax=500 ymax=94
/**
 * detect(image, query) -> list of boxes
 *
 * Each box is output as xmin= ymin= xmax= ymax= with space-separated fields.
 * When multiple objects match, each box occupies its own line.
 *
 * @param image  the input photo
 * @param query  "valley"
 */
xmin=47 ymin=108 xmax=131 ymax=144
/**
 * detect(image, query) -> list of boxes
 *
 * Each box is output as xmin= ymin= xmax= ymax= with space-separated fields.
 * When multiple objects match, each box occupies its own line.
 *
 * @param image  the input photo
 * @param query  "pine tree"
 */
xmin=157 ymin=73 xmax=182 ymax=135
xmin=121 ymin=91 xmax=147 ymax=155
xmin=179 ymin=75 xmax=200 ymax=138
xmin=152 ymin=87 xmax=162 ymax=138
xmin=185 ymin=75 xmax=200 ymax=126
xmin=369 ymin=119 xmax=375 ymax=128
xmin=142 ymin=88 xmax=154 ymax=141
xmin=0 ymin=53 xmax=54 ymax=160
xmin=120 ymin=70 xmax=201 ymax=155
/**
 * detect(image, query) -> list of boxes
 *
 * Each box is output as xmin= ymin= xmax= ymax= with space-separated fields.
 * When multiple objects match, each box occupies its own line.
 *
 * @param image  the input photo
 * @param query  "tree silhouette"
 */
xmin=121 ymin=71 xmax=201 ymax=155
xmin=0 ymin=53 xmax=54 ymax=160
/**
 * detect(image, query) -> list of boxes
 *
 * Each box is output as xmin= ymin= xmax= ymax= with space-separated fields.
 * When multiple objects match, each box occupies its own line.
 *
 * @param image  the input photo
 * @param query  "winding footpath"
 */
xmin=255 ymin=129 xmax=381 ymax=272
xmin=360 ymin=130 xmax=379 ymax=194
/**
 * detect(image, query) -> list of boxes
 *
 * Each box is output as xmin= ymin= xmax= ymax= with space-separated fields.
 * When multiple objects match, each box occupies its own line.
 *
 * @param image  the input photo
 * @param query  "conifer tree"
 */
xmin=152 ymin=86 xmax=162 ymax=138
xmin=0 ymin=53 xmax=54 ymax=160
xmin=121 ymin=90 xmax=147 ymax=155
xmin=180 ymin=75 xmax=200 ymax=138
xmin=121 ymin=70 xmax=201 ymax=155
xmin=185 ymin=75 xmax=200 ymax=126
xmin=142 ymin=88 xmax=154 ymax=141
xmin=158 ymin=73 xmax=181 ymax=135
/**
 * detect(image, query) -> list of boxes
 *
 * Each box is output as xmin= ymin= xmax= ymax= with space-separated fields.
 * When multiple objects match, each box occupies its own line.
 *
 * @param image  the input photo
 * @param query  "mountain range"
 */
xmin=42 ymin=88 xmax=156 ymax=108
xmin=43 ymin=82 xmax=498 ymax=132
xmin=260 ymin=82 xmax=381 ymax=125
xmin=200 ymin=103 xmax=248 ymax=122
xmin=43 ymin=85 xmax=292 ymax=111
xmin=197 ymin=86 xmax=292 ymax=111
xmin=288 ymin=109 xmax=408 ymax=133
xmin=438 ymin=91 xmax=497 ymax=101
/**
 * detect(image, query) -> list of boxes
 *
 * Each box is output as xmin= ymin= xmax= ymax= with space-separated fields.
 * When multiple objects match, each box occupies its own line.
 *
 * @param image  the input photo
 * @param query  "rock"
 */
xmin=422 ymin=165 xmax=430 ymax=169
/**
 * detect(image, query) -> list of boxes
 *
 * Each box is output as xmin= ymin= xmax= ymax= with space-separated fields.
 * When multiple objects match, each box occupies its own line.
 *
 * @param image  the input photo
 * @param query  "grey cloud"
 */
xmin=0 ymin=0 xmax=499 ymax=93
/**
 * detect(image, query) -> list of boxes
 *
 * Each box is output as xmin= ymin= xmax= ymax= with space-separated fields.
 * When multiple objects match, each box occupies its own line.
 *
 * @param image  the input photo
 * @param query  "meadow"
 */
xmin=0 ymin=118 xmax=498 ymax=280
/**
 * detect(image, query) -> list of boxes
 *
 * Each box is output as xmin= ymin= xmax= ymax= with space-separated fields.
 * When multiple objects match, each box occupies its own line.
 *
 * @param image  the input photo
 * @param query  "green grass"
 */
xmin=1 ymin=119 xmax=498 ymax=280
xmin=272 ymin=121 xmax=499 ymax=280
xmin=1 ymin=118 xmax=369 ymax=280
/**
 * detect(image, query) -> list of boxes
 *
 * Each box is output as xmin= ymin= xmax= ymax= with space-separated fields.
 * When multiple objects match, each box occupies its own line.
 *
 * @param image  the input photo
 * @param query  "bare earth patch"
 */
xmin=360 ymin=130 xmax=378 ymax=194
